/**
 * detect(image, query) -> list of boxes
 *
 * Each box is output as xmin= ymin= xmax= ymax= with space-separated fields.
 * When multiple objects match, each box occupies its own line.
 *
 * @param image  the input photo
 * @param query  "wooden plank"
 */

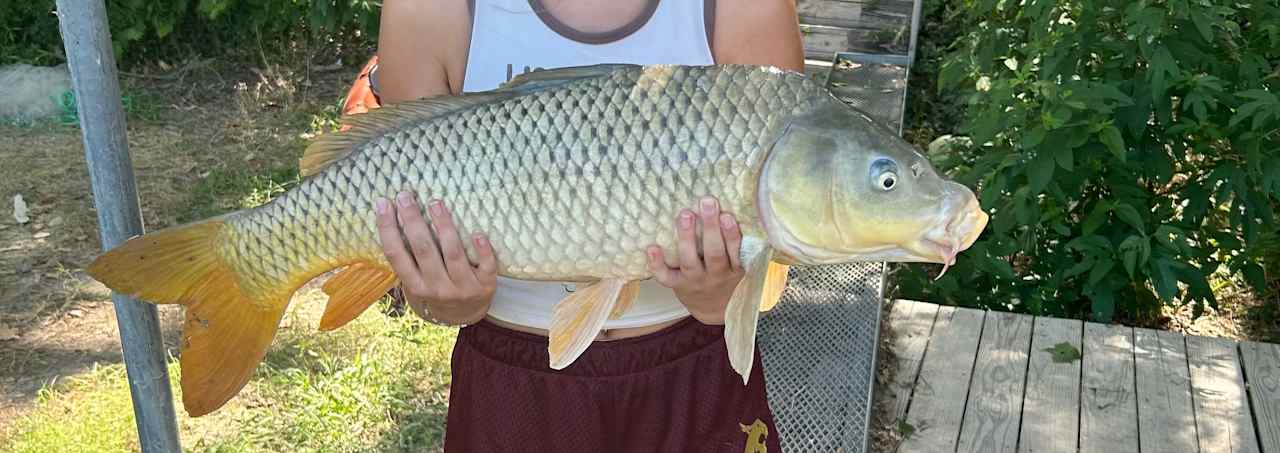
xmin=1079 ymin=322 xmax=1138 ymax=452
xmin=899 ymin=306 xmax=985 ymax=453
xmin=1187 ymin=335 xmax=1260 ymax=453
xmin=956 ymin=311 xmax=1034 ymax=453
xmin=799 ymin=24 xmax=910 ymax=59
xmin=1017 ymin=317 xmax=1083 ymax=453
xmin=884 ymin=300 xmax=941 ymax=420
xmin=1134 ymin=328 xmax=1200 ymax=452
xmin=1241 ymin=341 xmax=1280 ymax=453
xmin=796 ymin=0 xmax=913 ymax=30
xmin=797 ymin=0 xmax=864 ymax=28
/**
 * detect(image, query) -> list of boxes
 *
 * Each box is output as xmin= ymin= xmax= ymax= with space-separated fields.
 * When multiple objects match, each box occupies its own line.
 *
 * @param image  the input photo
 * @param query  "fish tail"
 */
xmin=87 ymin=216 xmax=289 ymax=416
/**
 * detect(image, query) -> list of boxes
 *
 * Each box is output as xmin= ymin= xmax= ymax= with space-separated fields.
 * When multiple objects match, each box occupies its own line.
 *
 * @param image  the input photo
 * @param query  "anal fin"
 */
xmin=759 ymin=262 xmax=790 ymax=313
xmin=548 ymin=279 xmax=629 ymax=370
xmin=724 ymin=238 xmax=774 ymax=384
xmin=318 ymin=262 xmax=399 ymax=331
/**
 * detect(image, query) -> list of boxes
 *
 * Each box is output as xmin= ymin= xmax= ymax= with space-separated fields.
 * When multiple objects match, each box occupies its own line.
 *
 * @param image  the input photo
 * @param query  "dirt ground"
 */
xmin=0 ymin=54 xmax=363 ymax=424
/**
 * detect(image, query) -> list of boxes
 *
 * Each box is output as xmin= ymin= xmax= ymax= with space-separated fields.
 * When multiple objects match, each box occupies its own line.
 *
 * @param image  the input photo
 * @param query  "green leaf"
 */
xmin=1191 ymin=11 xmax=1215 ymax=42
xmin=1027 ymin=153 xmax=1056 ymax=194
xmin=1148 ymin=47 xmax=1178 ymax=101
xmin=1090 ymin=289 xmax=1116 ymax=322
xmin=1043 ymin=342 xmax=1083 ymax=363
xmin=1100 ymin=125 xmax=1126 ymax=161
xmin=120 ymin=26 xmax=145 ymax=42
xmin=1242 ymin=263 xmax=1266 ymax=293
xmin=1065 ymin=257 xmax=1094 ymax=278
xmin=1151 ymin=259 xmax=1179 ymax=301
xmin=1113 ymin=203 xmax=1146 ymax=234
xmin=1023 ymin=126 xmax=1047 ymax=149
xmin=1087 ymin=258 xmax=1116 ymax=287
xmin=1055 ymin=146 xmax=1074 ymax=171
xmin=988 ymin=257 xmax=1017 ymax=280
xmin=897 ymin=418 xmax=916 ymax=438
xmin=1119 ymin=235 xmax=1149 ymax=277
xmin=1083 ymin=202 xmax=1112 ymax=235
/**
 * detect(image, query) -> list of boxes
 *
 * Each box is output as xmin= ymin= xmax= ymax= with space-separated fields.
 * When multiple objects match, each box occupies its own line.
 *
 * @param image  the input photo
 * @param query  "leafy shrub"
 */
xmin=903 ymin=0 xmax=969 ymax=148
xmin=894 ymin=0 xmax=1280 ymax=322
xmin=0 ymin=0 xmax=380 ymax=67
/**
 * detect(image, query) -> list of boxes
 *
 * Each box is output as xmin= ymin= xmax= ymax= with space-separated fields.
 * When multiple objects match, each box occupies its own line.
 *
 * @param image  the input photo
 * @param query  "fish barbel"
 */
xmin=87 ymin=64 xmax=987 ymax=416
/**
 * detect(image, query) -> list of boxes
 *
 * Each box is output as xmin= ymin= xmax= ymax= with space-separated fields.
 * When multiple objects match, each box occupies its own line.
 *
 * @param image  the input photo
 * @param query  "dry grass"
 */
xmin=0 ymin=50 xmax=358 ymax=424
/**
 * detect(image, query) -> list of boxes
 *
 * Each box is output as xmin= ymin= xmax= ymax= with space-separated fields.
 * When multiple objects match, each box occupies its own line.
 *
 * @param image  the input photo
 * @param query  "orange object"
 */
xmin=341 ymin=56 xmax=383 ymax=117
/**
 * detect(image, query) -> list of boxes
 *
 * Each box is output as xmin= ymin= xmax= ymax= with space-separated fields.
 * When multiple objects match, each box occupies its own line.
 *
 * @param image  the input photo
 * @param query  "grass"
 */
xmin=0 ymin=299 xmax=457 ymax=453
xmin=179 ymin=166 xmax=303 ymax=222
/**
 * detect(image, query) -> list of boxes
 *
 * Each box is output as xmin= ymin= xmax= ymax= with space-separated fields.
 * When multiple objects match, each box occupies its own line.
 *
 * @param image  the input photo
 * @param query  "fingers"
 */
xmin=675 ymin=209 xmax=703 ymax=276
xmin=396 ymin=192 xmax=450 ymax=284
xmin=427 ymin=199 xmax=478 ymax=287
xmin=375 ymin=197 xmax=425 ymax=292
xmin=699 ymin=197 xmax=729 ymax=273
xmin=647 ymin=245 xmax=678 ymax=287
xmin=472 ymin=234 xmax=498 ymax=286
xmin=721 ymin=213 xmax=743 ymax=271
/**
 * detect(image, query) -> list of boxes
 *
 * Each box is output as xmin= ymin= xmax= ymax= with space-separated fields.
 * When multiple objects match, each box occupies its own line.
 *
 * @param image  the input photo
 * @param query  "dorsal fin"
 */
xmin=497 ymin=64 xmax=637 ymax=93
xmin=299 ymin=92 xmax=511 ymax=177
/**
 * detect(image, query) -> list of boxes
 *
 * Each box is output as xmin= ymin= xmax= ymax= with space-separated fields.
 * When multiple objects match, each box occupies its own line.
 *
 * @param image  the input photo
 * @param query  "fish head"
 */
xmin=760 ymin=98 xmax=988 ymax=269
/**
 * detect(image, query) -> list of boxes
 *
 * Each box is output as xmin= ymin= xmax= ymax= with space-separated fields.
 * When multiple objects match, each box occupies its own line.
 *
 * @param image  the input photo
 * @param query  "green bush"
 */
xmin=895 ymin=0 xmax=1280 ymax=322
xmin=0 ymin=0 xmax=380 ymax=66
xmin=903 ymin=0 xmax=969 ymax=148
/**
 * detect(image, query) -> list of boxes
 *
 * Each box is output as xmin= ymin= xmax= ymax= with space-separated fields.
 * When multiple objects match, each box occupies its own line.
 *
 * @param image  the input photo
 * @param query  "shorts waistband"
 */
xmin=457 ymin=317 xmax=724 ymax=377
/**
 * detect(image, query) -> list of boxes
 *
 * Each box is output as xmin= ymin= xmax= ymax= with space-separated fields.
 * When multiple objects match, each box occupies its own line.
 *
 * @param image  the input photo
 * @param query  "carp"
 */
xmin=87 ymin=64 xmax=987 ymax=416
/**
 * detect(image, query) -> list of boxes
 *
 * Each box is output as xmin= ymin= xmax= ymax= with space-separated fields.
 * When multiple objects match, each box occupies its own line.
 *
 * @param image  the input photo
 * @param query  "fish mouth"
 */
xmin=918 ymin=195 xmax=989 ymax=278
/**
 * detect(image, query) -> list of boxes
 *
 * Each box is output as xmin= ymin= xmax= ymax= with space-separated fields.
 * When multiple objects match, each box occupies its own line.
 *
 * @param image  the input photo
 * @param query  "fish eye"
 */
xmin=878 ymin=172 xmax=898 ymax=191
xmin=871 ymin=158 xmax=899 ymax=192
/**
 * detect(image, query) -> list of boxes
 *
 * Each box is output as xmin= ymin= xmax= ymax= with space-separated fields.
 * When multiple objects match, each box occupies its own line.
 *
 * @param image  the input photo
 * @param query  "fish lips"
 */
xmin=917 ymin=196 xmax=989 ymax=262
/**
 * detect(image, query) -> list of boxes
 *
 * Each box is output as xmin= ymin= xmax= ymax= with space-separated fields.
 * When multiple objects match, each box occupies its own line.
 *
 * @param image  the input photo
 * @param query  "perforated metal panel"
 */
xmin=758 ymin=262 xmax=886 ymax=452
xmin=826 ymin=58 xmax=910 ymax=135
xmin=758 ymin=49 xmax=914 ymax=452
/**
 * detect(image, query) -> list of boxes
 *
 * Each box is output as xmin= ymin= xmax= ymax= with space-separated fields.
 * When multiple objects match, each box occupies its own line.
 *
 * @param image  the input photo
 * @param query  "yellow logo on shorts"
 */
xmin=739 ymin=419 xmax=769 ymax=453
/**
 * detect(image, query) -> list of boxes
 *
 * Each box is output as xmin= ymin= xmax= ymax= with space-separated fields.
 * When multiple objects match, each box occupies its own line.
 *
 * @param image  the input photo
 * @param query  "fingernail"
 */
xmin=396 ymin=192 xmax=413 ymax=208
xmin=701 ymin=197 xmax=716 ymax=213
xmin=720 ymin=213 xmax=736 ymax=229
xmin=474 ymin=234 xmax=488 ymax=247
xmin=429 ymin=199 xmax=444 ymax=217
xmin=375 ymin=198 xmax=389 ymax=215
xmin=680 ymin=211 xmax=694 ymax=229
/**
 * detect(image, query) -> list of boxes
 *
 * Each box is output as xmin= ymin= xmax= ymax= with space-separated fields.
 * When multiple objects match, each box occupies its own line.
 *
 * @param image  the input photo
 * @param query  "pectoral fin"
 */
xmin=759 ymin=262 xmax=790 ymax=313
xmin=725 ymin=237 xmax=774 ymax=384
xmin=548 ymin=279 xmax=629 ymax=370
xmin=318 ymin=262 xmax=399 ymax=331
xmin=609 ymin=280 xmax=641 ymax=320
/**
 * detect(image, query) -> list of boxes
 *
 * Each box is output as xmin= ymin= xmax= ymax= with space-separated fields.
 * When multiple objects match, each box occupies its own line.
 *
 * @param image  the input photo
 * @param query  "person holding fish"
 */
xmin=373 ymin=0 xmax=803 ymax=451
xmin=87 ymin=0 xmax=987 ymax=449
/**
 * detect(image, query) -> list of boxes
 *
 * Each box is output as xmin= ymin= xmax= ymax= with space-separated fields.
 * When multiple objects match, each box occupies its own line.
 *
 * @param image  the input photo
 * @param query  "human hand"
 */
xmin=647 ymin=196 xmax=745 ymax=325
xmin=376 ymin=192 xmax=497 ymax=325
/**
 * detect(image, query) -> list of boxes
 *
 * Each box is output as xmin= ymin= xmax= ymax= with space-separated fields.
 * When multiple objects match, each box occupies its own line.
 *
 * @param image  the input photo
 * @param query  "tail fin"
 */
xmin=87 ymin=218 xmax=289 ymax=416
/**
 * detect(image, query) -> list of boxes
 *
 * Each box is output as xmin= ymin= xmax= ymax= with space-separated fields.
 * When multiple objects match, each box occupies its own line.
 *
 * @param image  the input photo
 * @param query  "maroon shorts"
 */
xmin=443 ymin=317 xmax=782 ymax=452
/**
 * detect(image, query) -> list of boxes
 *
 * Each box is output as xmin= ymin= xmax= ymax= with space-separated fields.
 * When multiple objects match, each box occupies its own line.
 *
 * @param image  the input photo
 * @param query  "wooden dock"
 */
xmin=881 ymin=300 xmax=1280 ymax=453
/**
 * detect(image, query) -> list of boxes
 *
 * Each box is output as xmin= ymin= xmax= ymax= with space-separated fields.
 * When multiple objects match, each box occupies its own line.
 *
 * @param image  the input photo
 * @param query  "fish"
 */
xmin=87 ymin=64 xmax=988 ymax=416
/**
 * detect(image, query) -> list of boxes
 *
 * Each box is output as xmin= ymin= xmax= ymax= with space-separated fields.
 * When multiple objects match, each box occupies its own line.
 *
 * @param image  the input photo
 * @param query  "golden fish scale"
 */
xmin=218 ymin=66 xmax=823 ymax=298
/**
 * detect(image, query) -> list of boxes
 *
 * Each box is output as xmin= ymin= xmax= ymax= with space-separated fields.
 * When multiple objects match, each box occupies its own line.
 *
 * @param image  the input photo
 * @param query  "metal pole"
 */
xmin=55 ymin=1 xmax=182 ymax=451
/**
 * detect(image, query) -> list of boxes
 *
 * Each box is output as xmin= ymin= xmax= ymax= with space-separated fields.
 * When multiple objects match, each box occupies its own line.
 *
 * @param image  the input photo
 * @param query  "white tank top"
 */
xmin=462 ymin=0 xmax=715 ymax=330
